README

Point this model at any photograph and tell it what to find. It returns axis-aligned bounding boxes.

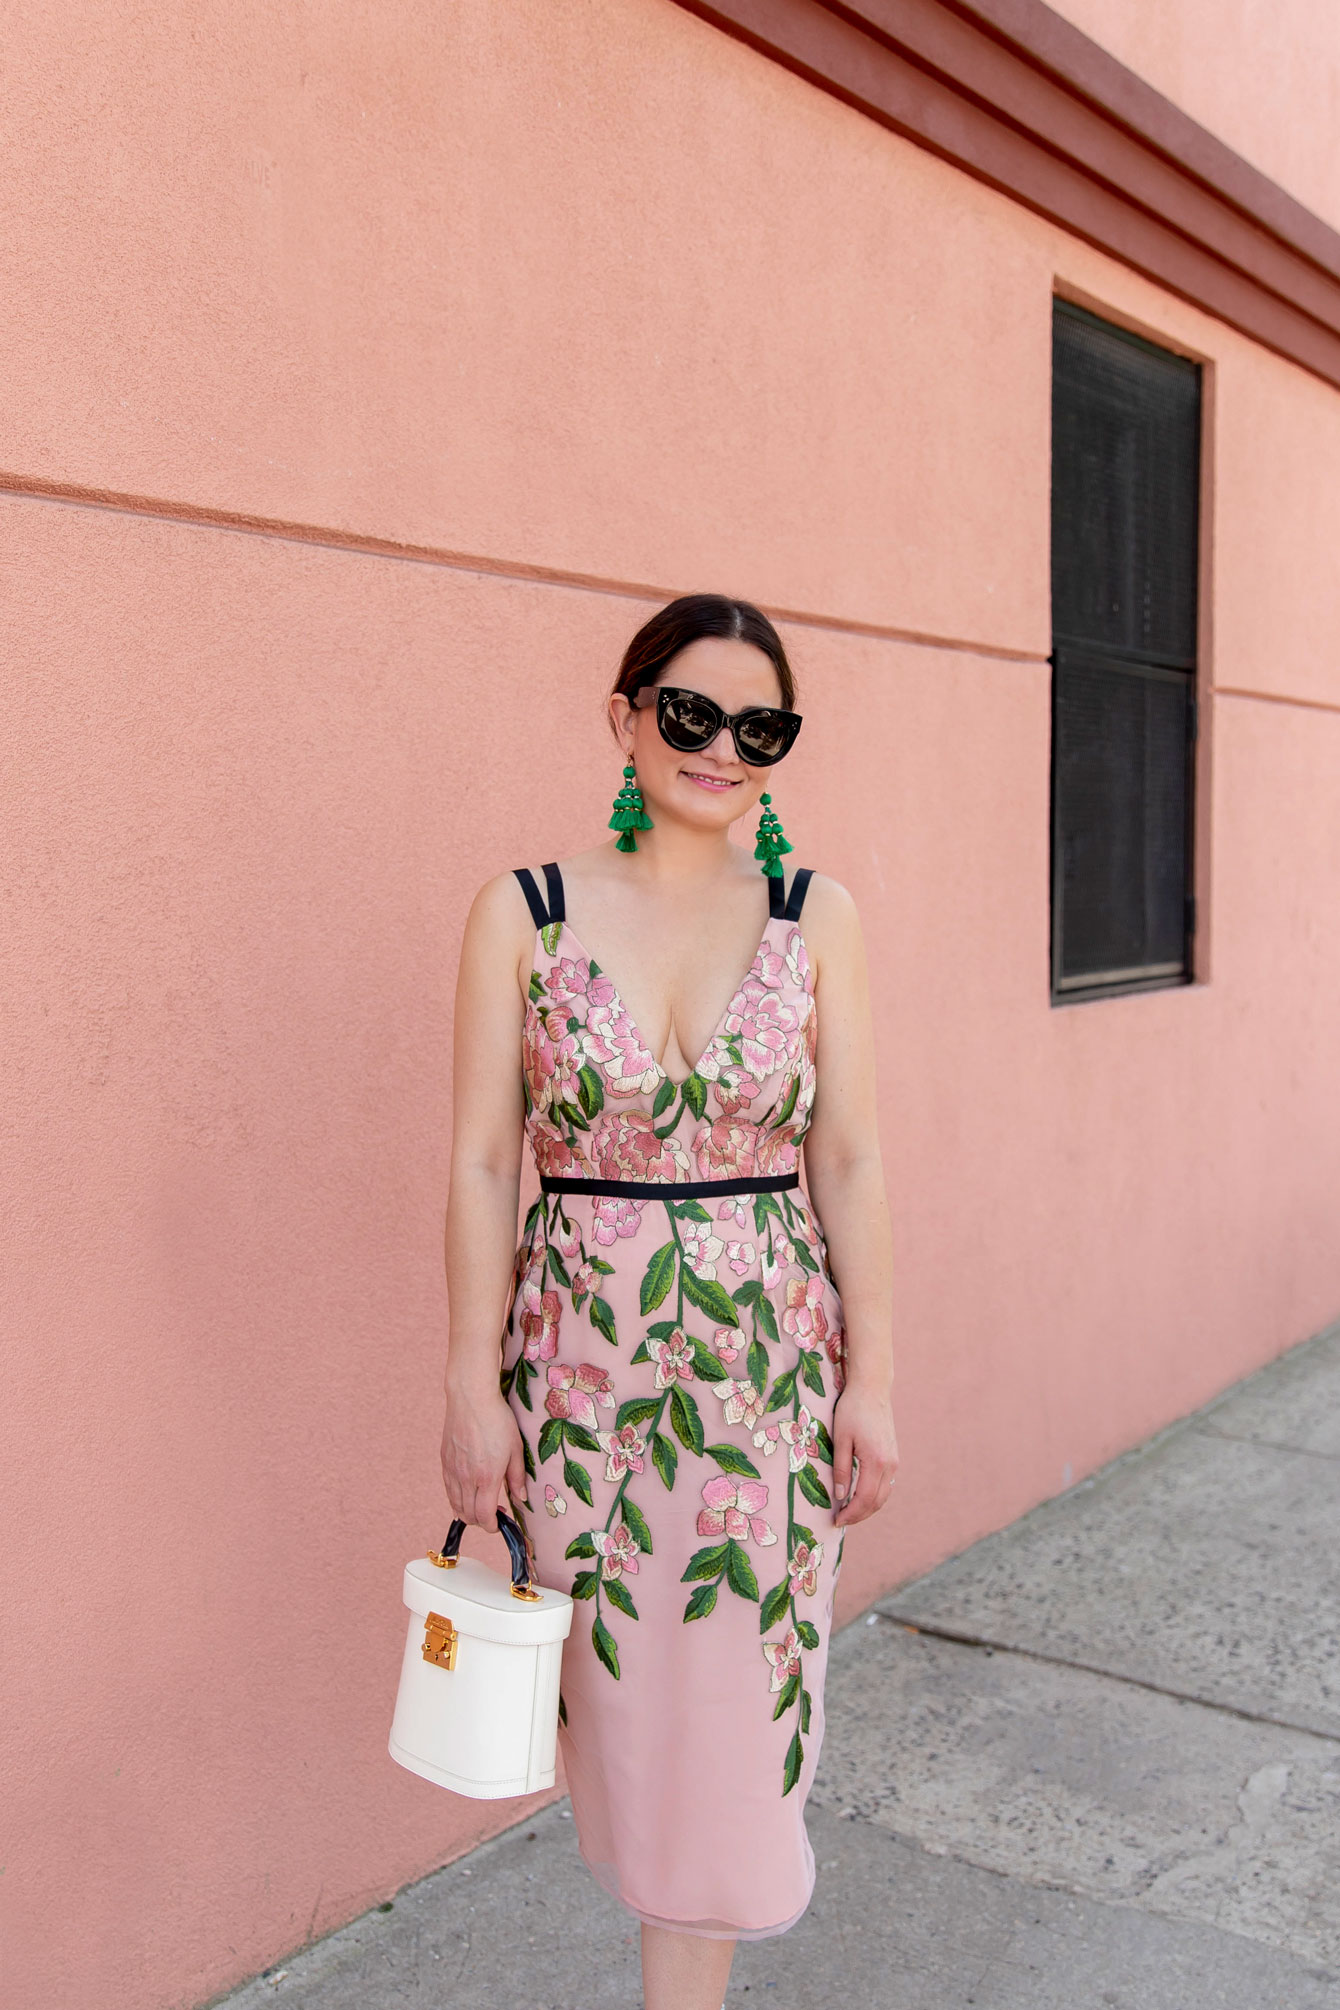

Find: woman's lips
[682,770,741,792]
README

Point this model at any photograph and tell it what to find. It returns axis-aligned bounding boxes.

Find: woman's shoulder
[791,868,859,929]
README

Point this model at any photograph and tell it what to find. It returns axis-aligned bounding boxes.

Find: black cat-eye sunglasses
[633,684,803,766]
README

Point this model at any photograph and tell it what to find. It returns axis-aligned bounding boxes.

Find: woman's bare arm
[440,872,533,1528]
[799,875,900,1528]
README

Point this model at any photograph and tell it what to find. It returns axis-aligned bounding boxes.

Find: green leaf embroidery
[682,1266,740,1328]
[569,1569,598,1600]
[589,1296,617,1347]
[724,1539,760,1601]
[537,1417,564,1464]
[683,1581,718,1622]
[592,1613,620,1678]
[563,1458,594,1506]
[782,1729,804,1795]
[688,1339,729,1382]
[793,1520,818,1549]
[523,1194,544,1234]
[639,1241,677,1314]
[651,1074,676,1118]
[620,1496,653,1554]
[604,1578,639,1620]
[670,1385,705,1456]
[792,1239,819,1275]
[752,1191,783,1235]
[576,1063,605,1120]
[772,1072,800,1127]
[813,1418,835,1464]
[800,1687,812,1733]
[527,970,546,1002]
[732,1278,764,1309]
[616,1395,661,1430]
[797,1462,832,1508]
[759,1579,791,1631]
[547,1247,572,1289]
[651,1430,678,1491]
[754,1293,780,1343]
[645,1319,679,1340]
[796,1619,820,1650]
[671,1197,712,1223]
[772,1672,800,1720]
[629,1338,652,1365]
[706,1441,761,1479]
[747,1339,771,1394]
[565,1532,598,1559]
[765,1366,798,1413]
[681,1541,729,1583]
[514,1359,534,1411]
[799,1348,826,1397]
[521,1433,536,1479]
[681,1072,708,1119]
[541,921,563,957]
[564,1422,600,1453]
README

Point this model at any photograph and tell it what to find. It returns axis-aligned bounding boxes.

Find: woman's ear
[608,691,634,755]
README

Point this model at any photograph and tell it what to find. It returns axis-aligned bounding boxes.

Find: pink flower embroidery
[717,1196,750,1232]
[691,1115,758,1182]
[696,1474,777,1547]
[570,1259,597,1307]
[712,1379,765,1430]
[532,1132,595,1180]
[788,1539,824,1597]
[554,1214,583,1259]
[726,1239,756,1276]
[544,1483,567,1518]
[761,1234,796,1288]
[581,1000,661,1098]
[597,1422,648,1482]
[520,1283,562,1362]
[679,1218,725,1280]
[751,1421,784,1457]
[826,1325,847,1394]
[591,1111,691,1185]
[781,1274,828,1352]
[592,1522,641,1580]
[713,1066,760,1117]
[545,1361,616,1427]
[713,1325,743,1366]
[646,1328,695,1389]
[544,956,615,1011]
[722,978,801,1084]
[763,1627,803,1692]
[754,940,787,988]
[755,1124,800,1176]
[783,925,810,993]
[589,1194,646,1245]
[779,1404,820,1472]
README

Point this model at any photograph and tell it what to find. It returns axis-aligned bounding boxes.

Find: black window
[1050,300,1201,1001]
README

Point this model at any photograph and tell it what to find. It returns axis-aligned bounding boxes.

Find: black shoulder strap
[783,867,813,923]
[541,862,566,925]
[513,868,550,930]
[767,871,787,919]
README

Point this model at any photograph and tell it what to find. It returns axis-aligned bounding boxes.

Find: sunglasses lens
[659,691,722,748]
[735,712,794,762]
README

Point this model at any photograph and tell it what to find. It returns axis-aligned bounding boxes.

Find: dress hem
[580,1850,815,1942]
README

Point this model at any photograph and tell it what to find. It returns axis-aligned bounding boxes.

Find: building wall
[3,3,1338,2006]
[1048,0,1340,232]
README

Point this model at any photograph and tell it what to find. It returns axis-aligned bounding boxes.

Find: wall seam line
[0,473,1047,666]
[1212,684,1340,716]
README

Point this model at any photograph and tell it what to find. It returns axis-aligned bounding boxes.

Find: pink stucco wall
[4,4,1339,2007]
[1048,0,1340,233]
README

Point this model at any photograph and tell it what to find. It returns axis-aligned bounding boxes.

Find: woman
[441,593,899,2010]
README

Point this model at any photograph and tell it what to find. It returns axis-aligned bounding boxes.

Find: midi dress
[499,861,847,1940]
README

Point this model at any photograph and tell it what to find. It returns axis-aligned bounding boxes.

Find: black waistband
[539,1173,799,1200]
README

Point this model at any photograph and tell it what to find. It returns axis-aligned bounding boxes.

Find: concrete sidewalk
[219,1318,1340,2009]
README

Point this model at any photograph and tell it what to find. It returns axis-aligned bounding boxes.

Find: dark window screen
[1051,303,1200,998]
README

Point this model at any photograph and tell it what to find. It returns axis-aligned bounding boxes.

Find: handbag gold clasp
[422,1611,458,1670]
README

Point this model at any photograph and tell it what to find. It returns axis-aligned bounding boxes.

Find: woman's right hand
[440,1378,529,1530]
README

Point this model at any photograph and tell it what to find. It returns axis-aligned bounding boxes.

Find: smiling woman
[440,593,899,2010]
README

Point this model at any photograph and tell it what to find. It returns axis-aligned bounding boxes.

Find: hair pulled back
[610,593,796,714]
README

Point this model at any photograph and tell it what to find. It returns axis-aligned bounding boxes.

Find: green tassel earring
[753,792,793,878]
[609,763,653,852]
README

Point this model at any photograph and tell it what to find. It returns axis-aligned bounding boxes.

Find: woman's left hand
[831,1380,900,1527]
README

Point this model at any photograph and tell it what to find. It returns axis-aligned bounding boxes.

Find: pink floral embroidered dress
[500,861,846,1940]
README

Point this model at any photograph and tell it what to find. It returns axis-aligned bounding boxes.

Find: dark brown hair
[610,593,796,713]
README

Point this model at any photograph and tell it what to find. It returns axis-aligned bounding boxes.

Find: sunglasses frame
[634,683,803,767]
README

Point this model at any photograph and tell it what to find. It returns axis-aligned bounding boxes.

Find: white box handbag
[389,1509,574,1800]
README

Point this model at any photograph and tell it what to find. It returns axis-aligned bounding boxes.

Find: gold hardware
[511,1583,543,1602]
[426,1550,458,1569]
[422,1611,459,1669]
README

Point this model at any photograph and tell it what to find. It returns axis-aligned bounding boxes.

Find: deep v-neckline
[554,916,774,1092]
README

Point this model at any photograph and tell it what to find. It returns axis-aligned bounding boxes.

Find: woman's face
[609,636,787,838]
